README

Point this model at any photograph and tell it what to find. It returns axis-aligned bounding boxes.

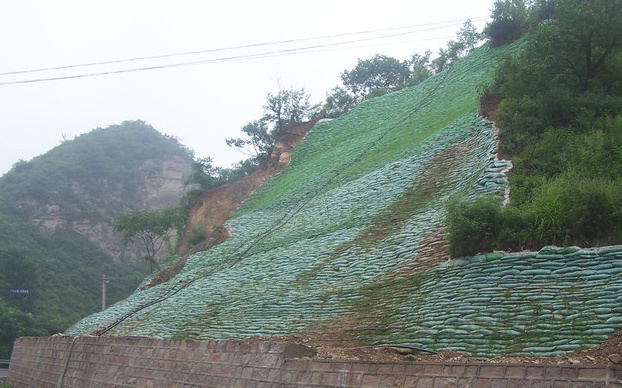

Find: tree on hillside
[0,300,49,359]
[527,0,556,25]
[433,20,483,72]
[340,52,434,101]
[184,157,222,191]
[493,0,622,145]
[114,208,181,270]
[408,51,434,84]
[448,0,622,254]
[0,249,38,312]
[540,0,622,91]
[341,55,412,100]
[483,0,529,47]
[226,120,272,159]
[263,87,316,133]
[227,87,317,161]
[316,86,358,118]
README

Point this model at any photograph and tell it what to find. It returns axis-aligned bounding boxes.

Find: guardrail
[0,359,9,367]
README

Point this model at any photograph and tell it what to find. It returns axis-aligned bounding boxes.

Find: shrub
[446,197,528,256]
[188,225,207,246]
[528,176,622,246]
[448,178,622,256]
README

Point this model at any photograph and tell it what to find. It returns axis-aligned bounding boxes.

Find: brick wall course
[8,336,622,387]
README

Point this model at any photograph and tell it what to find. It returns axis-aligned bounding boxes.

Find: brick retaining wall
[8,336,622,387]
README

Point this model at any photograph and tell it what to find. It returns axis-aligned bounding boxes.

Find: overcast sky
[0,0,494,176]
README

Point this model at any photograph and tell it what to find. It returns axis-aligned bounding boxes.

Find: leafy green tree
[227,87,317,161]
[483,0,529,47]
[449,0,622,254]
[0,249,38,312]
[226,120,272,159]
[263,87,317,133]
[494,0,622,153]
[184,157,222,191]
[537,0,622,91]
[316,86,358,118]
[341,55,412,100]
[114,208,181,270]
[457,19,483,52]
[215,159,258,181]
[527,0,556,25]
[317,52,431,118]
[0,301,43,358]
[433,20,482,72]
[408,51,433,84]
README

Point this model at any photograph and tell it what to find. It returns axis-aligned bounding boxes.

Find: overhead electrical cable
[0,16,485,77]
[0,24,477,86]
[0,27,458,86]
[218,35,454,64]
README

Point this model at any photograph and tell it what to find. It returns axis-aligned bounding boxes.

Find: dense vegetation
[0,121,193,358]
[448,0,622,256]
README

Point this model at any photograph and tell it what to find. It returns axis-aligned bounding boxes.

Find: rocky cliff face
[0,121,194,264]
[26,156,191,261]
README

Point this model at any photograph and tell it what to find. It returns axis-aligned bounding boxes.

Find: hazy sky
[0,0,494,176]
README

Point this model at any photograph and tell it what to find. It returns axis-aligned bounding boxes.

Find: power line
[0,16,485,78]
[216,35,455,64]
[0,27,472,86]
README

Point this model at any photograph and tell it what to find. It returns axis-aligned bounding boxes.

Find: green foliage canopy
[341,54,413,100]
[226,87,317,163]
[433,20,483,72]
[114,208,181,269]
[483,0,529,47]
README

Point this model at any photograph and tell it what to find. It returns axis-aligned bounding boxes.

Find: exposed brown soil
[256,330,622,366]
[177,121,315,255]
[479,90,515,167]
[479,92,501,122]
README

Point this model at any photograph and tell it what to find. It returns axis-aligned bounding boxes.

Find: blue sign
[9,289,29,294]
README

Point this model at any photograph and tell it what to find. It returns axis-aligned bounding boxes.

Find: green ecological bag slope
[67,42,550,357]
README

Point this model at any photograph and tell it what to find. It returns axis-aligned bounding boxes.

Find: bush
[447,197,528,256]
[528,176,622,246]
[188,225,207,246]
[447,178,622,256]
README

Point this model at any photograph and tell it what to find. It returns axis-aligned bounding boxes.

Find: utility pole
[101,274,110,311]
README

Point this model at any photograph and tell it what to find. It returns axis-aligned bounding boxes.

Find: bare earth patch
[254,330,622,366]
[177,121,315,254]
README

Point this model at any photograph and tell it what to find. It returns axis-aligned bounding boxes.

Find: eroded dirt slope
[177,121,316,255]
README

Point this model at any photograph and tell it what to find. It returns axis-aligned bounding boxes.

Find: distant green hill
[0,120,193,357]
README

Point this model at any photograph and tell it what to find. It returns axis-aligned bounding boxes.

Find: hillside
[64,44,500,341]
[68,42,622,359]
[0,121,193,357]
